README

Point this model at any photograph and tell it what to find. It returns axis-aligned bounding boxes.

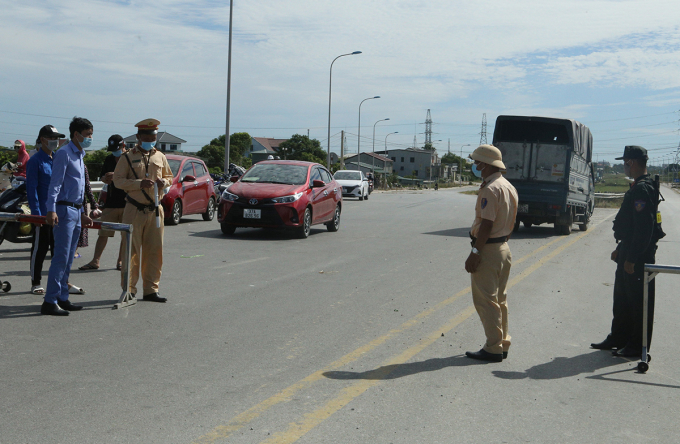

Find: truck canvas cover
[493,116,592,163]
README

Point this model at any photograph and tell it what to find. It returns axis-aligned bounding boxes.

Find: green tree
[197,132,252,172]
[441,152,465,164]
[278,134,326,165]
[423,143,434,151]
[84,148,110,180]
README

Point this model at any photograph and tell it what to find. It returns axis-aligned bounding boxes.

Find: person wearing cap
[113,119,173,303]
[592,145,664,357]
[13,140,30,178]
[26,126,63,295]
[41,117,94,316]
[79,135,128,271]
[464,144,518,362]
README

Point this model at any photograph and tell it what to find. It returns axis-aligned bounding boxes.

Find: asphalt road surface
[2,186,680,444]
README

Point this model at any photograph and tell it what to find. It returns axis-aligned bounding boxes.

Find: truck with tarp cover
[492,115,595,235]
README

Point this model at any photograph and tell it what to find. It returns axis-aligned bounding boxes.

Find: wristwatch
[471,247,480,255]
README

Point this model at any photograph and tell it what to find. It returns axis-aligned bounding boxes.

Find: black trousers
[30,224,54,286]
[609,257,655,350]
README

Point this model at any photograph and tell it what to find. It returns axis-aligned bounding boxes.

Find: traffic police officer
[464,145,518,362]
[592,145,664,357]
[113,119,173,302]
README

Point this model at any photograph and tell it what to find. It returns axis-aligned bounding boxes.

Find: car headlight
[271,192,303,204]
[221,190,239,201]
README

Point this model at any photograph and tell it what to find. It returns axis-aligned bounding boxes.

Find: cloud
[1,0,680,160]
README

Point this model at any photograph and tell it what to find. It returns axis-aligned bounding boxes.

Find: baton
[153,182,161,228]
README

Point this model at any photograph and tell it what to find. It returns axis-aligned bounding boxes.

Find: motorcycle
[0,165,34,246]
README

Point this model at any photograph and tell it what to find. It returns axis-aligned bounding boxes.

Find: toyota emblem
[249,198,259,205]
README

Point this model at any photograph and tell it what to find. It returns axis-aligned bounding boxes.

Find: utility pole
[340,130,345,169]
[223,0,234,172]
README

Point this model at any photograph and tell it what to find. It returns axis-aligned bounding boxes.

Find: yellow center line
[259,306,478,444]
[192,215,612,444]
[254,214,615,444]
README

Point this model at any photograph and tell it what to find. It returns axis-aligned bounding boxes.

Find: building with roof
[374,148,439,181]
[248,137,288,158]
[342,152,393,174]
[123,132,187,153]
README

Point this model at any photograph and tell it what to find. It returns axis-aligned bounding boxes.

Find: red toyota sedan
[163,154,218,225]
[217,160,342,238]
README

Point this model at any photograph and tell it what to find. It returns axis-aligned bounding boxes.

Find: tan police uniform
[112,119,173,297]
[470,170,518,355]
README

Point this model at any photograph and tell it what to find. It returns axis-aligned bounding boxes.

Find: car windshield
[240,163,308,185]
[334,171,361,180]
[167,159,181,178]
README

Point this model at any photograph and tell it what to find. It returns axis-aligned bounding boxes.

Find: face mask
[78,133,93,149]
[472,163,485,178]
[47,140,59,151]
[140,141,156,150]
[112,149,123,157]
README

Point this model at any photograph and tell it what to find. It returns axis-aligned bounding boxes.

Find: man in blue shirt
[26,125,64,295]
[42,117,94,316]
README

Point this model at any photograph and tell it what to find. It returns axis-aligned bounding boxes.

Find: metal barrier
[639,264,680,373]
[0,212,136,309]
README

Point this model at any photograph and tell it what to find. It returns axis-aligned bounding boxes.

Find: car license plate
[518,204,529,213]
[244,209,261,219]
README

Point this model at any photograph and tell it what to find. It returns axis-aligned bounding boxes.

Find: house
[247,137,288,158]
[374,148,438,181]
[123,132,187,152]
[342,152,393,174]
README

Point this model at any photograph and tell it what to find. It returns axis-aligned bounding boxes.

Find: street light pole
[384,132,398,189]
[327,51,362,168]
[223,0,234,172]
[357,96,380,171]
[372,118,389,173]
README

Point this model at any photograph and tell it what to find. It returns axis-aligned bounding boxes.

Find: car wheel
[220,222,236,235]
[327,204,340,232]
[359,190,364,201]
[296,207,312,239]
[167,200,182,225]
[202,198,216,221]
[364,188,369,200]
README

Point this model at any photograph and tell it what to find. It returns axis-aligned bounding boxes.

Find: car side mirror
[183,175,196,182]
[229,176,239,183]
[312,180,325,188]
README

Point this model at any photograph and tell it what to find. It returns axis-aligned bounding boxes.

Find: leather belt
[57,201,82,209]
[126,195,155,213]
[469,233,508,247]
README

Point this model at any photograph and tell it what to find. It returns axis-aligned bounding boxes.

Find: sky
[2,0,680,165]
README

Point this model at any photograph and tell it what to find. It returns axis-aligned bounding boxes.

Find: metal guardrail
[638,264,680,373]
[594,192,625,198]
[0,212,135,309]
[90,181,104,194]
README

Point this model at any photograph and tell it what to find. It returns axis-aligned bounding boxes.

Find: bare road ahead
[2,186,680,443]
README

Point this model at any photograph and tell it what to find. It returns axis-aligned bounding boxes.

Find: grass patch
[595,197,623,208]
[595,173,631,193]
[460,190,479,195]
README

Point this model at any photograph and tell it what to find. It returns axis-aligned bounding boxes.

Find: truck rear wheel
[555,211,573,235]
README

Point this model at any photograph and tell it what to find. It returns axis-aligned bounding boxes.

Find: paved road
[2,186,680,443]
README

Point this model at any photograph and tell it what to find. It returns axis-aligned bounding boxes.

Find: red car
[217,160,342,238]
[163,154,218,225]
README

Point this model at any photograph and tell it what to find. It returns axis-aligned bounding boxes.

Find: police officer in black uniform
[591,146,664,357]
